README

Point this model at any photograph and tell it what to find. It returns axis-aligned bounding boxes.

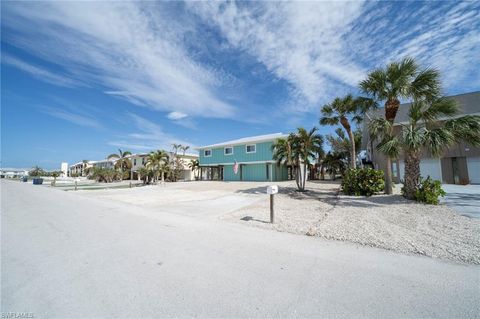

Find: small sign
[267,185,278,194]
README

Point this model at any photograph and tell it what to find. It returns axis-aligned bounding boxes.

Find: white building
[60,162,68,177]
[0,168,29,178]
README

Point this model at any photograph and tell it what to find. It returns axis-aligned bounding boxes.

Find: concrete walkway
[441,184,480,218]
[2,180,479,318]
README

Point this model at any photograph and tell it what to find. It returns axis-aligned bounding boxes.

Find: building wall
[199,141,274,165]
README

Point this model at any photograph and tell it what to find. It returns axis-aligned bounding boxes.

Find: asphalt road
[2,180,479,318]
[441,184,480,218]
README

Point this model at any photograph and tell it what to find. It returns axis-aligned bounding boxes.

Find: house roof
[361,91,480,149]
[196,133,289,149]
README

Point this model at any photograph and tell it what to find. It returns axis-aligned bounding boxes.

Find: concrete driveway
[2,180,479,318]
[441,184,480,218]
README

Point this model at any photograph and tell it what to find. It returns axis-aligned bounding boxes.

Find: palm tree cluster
[145,150,170,183]
[319,57,480,199]
[108,149,132,180]
[361,57,480,198]
[272,127,324,191]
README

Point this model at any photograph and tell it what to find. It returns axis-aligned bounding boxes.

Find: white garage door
[420,158,442,181]
[467,157,480,184]
[398,158,442,182]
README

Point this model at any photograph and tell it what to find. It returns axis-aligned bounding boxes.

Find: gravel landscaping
[226,181,480,265]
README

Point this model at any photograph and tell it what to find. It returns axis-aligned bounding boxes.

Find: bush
[341,168,385,196]
[414,176,446,205]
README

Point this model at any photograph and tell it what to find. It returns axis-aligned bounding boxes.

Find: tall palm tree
[320,94,368,169]
[180,145,190,156]
[326,127,363,168]
[273,128,323,191]
[371,97,480,199]
[146,150,169,183]
[108,149,132,179]
[360,57,441,194]
[294,127,324,191]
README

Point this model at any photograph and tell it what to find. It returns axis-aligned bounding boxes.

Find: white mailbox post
[267,185,278,223]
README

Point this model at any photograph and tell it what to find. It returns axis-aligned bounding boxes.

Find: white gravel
[227,181,480,264]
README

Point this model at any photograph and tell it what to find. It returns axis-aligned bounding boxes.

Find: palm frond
[410,68,441,101]
[423,128,455,156]
[376,136,401,158]
[422,97,458,123]
[445,115,480,146]
[368,117,391,139]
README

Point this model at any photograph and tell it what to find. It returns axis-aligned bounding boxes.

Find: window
[224,147,233,155]
[142,158,145,165]
[134,159,137,165]
[246,144,256,153]
[204,149,212,157]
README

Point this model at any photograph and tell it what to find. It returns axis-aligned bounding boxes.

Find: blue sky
[2,1,479,169]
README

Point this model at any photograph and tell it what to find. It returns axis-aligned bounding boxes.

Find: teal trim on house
[197,133,290,182]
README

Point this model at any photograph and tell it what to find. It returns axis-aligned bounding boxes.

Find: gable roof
[196,133,289,149]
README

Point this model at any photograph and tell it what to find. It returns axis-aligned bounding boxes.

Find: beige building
[128,152,198,181]
[362,91,480,185]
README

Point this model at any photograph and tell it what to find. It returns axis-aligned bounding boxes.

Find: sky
[1,1,479,170]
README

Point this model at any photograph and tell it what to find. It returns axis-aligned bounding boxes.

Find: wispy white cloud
[3,2,236,119]
[2,54,78,87]
[189,1,480,111]
[188,1,367,112]
[42,106,102,129]
[108,113,196,152]
[167,112,188,120]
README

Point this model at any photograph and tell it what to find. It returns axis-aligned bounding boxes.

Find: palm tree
[51,171,60,186]
[273,128,323,191]
[295,127,324,191]
[326,128,362,167]
[370,97,480,199]
[188,159,200,180]
[180,145,190,156]
[137,167,153,184]
[320,95,368,169]
[146,150,169,183]
[360,57,441,194]
[81,160,89,176]
[108,149,132,180]
[322,152,346,180]
[272,133,299,186]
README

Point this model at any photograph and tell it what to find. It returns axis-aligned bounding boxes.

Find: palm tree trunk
[383,98,400,195]
[294,165,301,190]
[385,157,393,194]
[340,117,356,169]
[347,128,356,169]
[404,151,421,200]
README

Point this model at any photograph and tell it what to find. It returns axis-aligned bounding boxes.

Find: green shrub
[414,176,446,205]
[341,168,385,196]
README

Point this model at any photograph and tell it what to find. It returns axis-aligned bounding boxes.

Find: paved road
[441,184,480,218]
[2,181,479,318]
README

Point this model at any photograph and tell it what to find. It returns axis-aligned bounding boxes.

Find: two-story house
[196,133,289,181]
